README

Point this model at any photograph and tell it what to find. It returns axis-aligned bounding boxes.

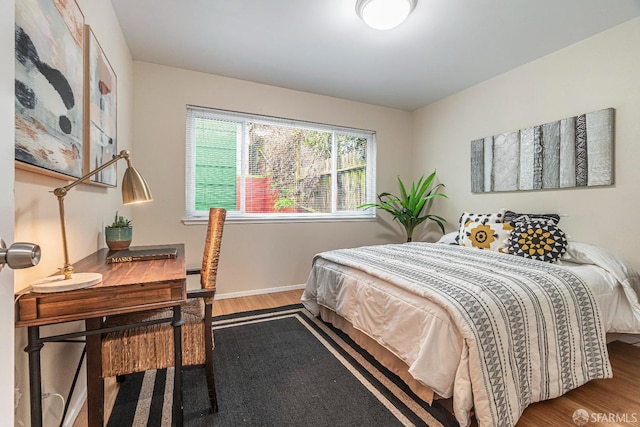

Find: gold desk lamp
[31,150,152,293]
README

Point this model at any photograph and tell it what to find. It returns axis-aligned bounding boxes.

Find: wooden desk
[15,244,187,427]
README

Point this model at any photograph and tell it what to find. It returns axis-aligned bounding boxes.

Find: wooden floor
[212,289,304,316]
[73,289,640,426]
[517,340,640,426]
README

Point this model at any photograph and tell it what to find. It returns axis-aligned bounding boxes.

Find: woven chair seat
[101,298,211,378]
[103,298,205,326]
[100,208,225,412]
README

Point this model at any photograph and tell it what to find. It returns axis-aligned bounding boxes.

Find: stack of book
[106,247,178,264]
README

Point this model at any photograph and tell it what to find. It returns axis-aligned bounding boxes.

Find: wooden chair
[101,208,226,413]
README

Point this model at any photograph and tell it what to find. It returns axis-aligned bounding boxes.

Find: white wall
[2,1,15,425]
[13,1,134,425]
[131,62,414,296]
[412,17,640,271]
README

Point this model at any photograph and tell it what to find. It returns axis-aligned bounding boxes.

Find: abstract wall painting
[15,0,85,179]
[85,26,117,186]
[471,108,614,193]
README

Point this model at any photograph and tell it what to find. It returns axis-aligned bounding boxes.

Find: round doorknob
[0,240,41,270]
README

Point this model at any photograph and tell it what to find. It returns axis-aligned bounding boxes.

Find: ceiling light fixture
[355,0,417,31]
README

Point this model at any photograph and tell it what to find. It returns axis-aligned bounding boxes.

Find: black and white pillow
[504,210,560,227]
[508,220,567,263]
[455,209,506,244]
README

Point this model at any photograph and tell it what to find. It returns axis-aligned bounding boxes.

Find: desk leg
[26,326,43,427]
[172,306,184,427]
[86,318,104,427]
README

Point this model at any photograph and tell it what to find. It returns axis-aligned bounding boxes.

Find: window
[185,106,376,222]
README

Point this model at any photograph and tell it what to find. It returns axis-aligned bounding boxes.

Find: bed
[301,237,640,426]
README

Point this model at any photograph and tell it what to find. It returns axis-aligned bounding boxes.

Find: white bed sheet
[301,241,640,424]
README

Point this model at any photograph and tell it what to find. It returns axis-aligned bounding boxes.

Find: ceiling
[110,0,640,111]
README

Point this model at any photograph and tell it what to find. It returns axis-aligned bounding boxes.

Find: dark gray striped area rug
[107,304,459,426]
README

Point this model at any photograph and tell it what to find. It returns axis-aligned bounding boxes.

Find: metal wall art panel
[470,108,614,193]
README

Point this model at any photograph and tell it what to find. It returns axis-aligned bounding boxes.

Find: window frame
[184,106,377,224]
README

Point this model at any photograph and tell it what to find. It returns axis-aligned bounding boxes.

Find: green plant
[358,171,447,242]
[274,196,296,211]
[109,211,132,228]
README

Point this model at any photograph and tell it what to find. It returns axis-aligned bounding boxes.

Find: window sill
[182,214,376,225]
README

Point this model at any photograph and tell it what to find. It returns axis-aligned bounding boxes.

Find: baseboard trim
[216,283,306,300]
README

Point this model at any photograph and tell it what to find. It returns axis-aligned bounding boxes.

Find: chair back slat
[200,208,226,297]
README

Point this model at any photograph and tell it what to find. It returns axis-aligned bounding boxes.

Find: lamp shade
[356,0,417,30]
[122,166,153,204]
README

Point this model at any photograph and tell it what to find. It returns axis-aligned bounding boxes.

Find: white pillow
[436,231,459,245]
[562,241,640,311]
[562,241,640,286]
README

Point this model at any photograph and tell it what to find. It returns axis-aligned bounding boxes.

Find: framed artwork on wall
[15,0,85,179]
[85,26,117,186]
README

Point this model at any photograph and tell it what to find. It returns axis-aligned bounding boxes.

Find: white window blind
[185,106,376,222]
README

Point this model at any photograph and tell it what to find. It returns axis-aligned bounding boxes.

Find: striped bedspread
[315,243,612,427]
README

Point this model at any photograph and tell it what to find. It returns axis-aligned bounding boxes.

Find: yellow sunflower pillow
[460,221,512,253]
[455,209,506,244]
[508,220,567,263]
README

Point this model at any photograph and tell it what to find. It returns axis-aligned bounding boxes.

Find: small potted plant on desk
[105,211,132,250]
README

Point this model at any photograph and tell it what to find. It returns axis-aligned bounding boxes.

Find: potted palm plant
[105,211,133,250]
[359,171,447,242]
